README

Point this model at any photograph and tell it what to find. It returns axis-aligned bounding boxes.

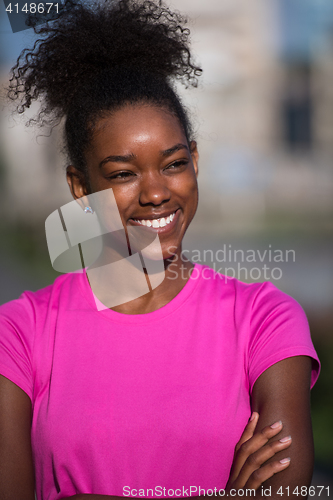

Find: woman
[0,1,320,499]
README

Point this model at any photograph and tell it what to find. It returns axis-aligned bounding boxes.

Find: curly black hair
[8,0,202,174]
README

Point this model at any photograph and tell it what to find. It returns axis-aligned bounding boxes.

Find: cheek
[86,177,107,195]
[175,172,198,207]
[110,185,138,219]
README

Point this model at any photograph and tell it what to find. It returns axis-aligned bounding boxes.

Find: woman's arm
[251,355,314,496]
[223,355,314,499]
[0,374,35,500]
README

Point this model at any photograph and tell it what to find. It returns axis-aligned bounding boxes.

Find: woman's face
[67,104,199,260]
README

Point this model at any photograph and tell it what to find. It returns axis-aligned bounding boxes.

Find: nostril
[139,185,171,206]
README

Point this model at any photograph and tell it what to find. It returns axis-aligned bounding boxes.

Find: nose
[139,173,171,206]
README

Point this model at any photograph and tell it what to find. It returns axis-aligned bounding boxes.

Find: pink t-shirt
[0,263,320,500]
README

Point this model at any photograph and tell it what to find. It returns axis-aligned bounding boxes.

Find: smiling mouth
[131,210,177,228]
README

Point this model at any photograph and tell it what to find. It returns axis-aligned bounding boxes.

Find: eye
[107,171,134,181]
[165,160,189,171]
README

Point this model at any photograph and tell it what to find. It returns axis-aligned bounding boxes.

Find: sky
[0,1,37,69]
[277,0,333,62]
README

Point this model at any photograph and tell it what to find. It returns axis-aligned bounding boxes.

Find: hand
[225,412,292,492]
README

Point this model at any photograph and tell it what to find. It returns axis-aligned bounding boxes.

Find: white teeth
[133,211,176,228]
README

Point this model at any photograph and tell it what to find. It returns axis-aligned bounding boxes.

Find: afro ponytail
[8,0,202,172]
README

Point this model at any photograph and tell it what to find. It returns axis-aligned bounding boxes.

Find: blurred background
[0,0,332,485]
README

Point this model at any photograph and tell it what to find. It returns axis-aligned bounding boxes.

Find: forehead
[88,104,186,155]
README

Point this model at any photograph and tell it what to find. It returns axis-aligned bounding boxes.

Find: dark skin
[0,104,314,499]
[68,104,199,314]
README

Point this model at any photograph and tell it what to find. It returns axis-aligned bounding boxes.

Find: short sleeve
[0,295,35,400]
[248,282,320,393]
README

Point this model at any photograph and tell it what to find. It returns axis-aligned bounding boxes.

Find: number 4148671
[277,486,330,496]
[5,3,59,14]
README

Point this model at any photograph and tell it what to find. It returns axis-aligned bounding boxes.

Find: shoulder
[0,271,81,321]
[193,264,320,387]
[0,271,86,346]
[193,263,294,312]
[0,272,84,400]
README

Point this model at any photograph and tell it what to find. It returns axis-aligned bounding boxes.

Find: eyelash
[109,172,132,180]
[165,160,188,170]
[107,160,189,180]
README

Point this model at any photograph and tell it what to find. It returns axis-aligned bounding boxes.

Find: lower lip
[128,209,180,234]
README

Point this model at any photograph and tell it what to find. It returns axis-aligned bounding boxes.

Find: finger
[245,457,291,490]
[227,413,259,485]
[235,412,260,452]
[228,420,284,487]
[236,420,284,462]
[234,435,292,488]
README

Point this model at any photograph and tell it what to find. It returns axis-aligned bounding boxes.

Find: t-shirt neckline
[79,262,202,324]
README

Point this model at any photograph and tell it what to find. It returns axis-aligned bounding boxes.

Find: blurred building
[172,0,333,228]
[0,105,71,224]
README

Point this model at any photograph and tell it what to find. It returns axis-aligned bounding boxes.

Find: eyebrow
[99,143,189,168]
[99,153,136,168]
[160,143,189,157]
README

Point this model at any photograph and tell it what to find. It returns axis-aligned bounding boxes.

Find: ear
[66,165,90,210]
[190,140,199,178]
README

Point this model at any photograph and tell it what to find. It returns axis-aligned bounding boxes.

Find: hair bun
[8,0,202,127]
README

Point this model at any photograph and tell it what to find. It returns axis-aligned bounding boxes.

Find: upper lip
[130,209,179,221]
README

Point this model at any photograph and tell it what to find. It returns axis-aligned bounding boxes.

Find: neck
[92,246,194,315]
